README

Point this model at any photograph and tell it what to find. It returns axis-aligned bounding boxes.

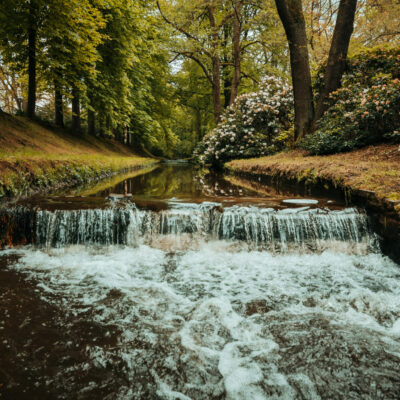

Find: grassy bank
[226,143,400,215]
[0,112,156,198]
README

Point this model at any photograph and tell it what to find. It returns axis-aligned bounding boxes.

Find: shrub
[303,47,400,155]
[194,76,293,167]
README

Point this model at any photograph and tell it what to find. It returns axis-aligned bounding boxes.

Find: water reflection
[15,163,345,211]
[92,163,344,209]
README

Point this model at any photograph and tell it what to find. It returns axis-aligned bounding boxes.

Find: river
[1,163,400,399]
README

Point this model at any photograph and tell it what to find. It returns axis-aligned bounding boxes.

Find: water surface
[1,163,400,399]
[16,163,345,211]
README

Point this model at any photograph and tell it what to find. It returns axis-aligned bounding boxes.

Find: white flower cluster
[194,76,293,166]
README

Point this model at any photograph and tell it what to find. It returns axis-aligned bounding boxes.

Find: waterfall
[1,203,378,252]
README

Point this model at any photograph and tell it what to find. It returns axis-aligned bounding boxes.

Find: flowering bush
[194,76,293,167]
[313,46,400,103]
[303,47,400,155]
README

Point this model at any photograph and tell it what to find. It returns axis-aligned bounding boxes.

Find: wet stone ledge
[0,207,35,248]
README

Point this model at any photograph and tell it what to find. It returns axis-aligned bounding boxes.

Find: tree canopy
[0,0,398,159]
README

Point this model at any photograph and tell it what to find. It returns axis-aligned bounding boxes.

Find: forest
[0,0,399,161]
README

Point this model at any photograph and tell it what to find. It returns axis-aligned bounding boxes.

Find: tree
[275,0,314,140]
[157,0,277,124]
[0,0,47,119]
[275,0,358,139]
[157,0,227,123]
[40,0,105,131]
[230,0,242,104]
[0,62,24,114]
[26,0,38,118]
[313,0,358,121]
[355,0,400,46]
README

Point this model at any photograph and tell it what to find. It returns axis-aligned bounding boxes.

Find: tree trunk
[230,0,242,105]
[72,86,81,134]
[124,125,128,145]
[208,4,222,124]
[195,107,202,142]
[313,0,357,122]
[54,82,64,127]
[222,26,232,108]
[275,0,314,140]
[223,72,231,108]
[11,73,23,113]
[27,1,37,119]
[88,109,96,136]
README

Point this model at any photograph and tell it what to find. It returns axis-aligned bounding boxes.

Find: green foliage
[347,46,400,82]
[42,0,106,96]
[303,49,400,155]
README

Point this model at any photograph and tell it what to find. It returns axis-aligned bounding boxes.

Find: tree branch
[157,1,211,58]
[241,72,259,84]
[172,51,213,85]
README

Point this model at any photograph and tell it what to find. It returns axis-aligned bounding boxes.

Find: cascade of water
[22,203,376,252]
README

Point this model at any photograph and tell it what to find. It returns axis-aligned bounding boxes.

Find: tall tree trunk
[195,107,202,142]
[211,57,222,125]
[230,0,242,105]
[208,4,222,124]
[54,82,64,127]
[223,27,232,108]
[223,71,231,108]
[88,109,96,136]
[27,1,37,119]
[275,0,314,140]
[313,0,357,122]
[72,86,81,134]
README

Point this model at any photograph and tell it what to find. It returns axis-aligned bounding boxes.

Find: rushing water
[1,164,400,399]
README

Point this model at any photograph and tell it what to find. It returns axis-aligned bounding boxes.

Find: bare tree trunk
[208,4,222,124]
[230,0,242,105]
[313,0,357,122]
[72,86,81,134]
[27,1,37,119]
[275,0,314,140]
[54,82,64,127]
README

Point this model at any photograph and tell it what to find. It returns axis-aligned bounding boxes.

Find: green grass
[0,112,156,198]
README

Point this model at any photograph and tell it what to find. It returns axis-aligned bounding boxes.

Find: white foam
[282,199,319,205]
[4,244,400,398]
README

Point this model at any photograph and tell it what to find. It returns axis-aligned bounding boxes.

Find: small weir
[1,203,376,252]
[1,164,399,399]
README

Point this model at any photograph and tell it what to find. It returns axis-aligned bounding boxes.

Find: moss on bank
[0,157,157,198]
[226,143,400,217]
[0,113,156,198]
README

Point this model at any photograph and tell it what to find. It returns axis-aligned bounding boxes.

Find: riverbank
[0,112,156,198]
[226,143,400,260]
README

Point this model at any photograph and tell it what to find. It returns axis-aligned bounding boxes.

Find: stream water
[1,163,400,399]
